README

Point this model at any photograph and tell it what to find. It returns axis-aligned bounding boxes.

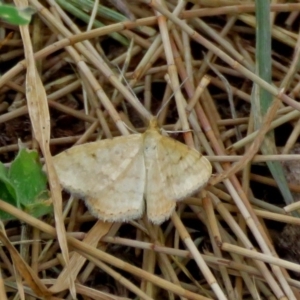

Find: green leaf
[23,196,52,219]
[0,4,35,25]
[0,148,53,220]
[0,163,17,204]
[0,162,18,220]
[9,148,49,207]
[253,1,297,216]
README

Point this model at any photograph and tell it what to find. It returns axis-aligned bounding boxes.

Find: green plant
[0,2,35,25]
[0,147,52,220]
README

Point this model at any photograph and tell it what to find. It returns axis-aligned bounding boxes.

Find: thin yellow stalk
[229,109,300,151]
[155,0,190,137]
[189,205,261,299]
[141,237,156,297]
[284,202,300,213]
[282,118,300,155]
[182,20,194,90]
[146,222,190,300]
[222,243,300,274]
[0,269,7,300]
[75,282,131,300]
[171,212,228,300]
[74,121,99,145]
[203,197,235,299]
[144,74,152,111]
[239,14,297,48]
[186,76,210,114]
[157,83,172,126]
[172,28,184,55]
[181,4,300,19]
[222,203,300,225]
[208,192,287,298]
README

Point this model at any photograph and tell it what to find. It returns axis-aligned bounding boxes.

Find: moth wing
[144,154,176,224]
[144,130,212,224]
[156,134,212,200]
[144,131,177,224]
[52,134,146,222]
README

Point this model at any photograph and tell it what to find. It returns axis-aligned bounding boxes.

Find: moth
[52,119,212,224]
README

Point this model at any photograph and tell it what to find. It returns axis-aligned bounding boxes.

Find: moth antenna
[155,76,189,124]
[203,53,242,140]
[111,38,135,107]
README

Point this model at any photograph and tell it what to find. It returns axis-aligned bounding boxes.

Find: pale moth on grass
[51,118,212,224]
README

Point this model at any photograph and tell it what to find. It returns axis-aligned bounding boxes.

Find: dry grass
[1,0,300,299]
